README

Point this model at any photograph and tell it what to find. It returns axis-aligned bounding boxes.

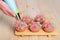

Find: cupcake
[42,21,54,33]
[16,22,27,32]
[22,16,33,24]
[29,22,40,32]
[34,15,45,24]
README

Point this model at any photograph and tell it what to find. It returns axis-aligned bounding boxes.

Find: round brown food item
[42,22,54,33]
[29,22,40,32]
[22,16,33,24]
[16,22,27,32]
[34,15,45,24]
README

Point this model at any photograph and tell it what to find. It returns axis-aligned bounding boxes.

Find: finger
[0,7,9,15]
[0,5,16,17]
[7,10,16,17]
[1,7,15,17]
[1,7,16,17]
[0,1,16,17]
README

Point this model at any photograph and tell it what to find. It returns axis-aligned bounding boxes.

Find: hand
[0,0,18,17]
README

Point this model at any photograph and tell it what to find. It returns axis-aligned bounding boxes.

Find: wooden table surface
[0,0,60,40]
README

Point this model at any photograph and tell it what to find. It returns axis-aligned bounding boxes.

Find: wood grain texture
[0,0,60,40]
